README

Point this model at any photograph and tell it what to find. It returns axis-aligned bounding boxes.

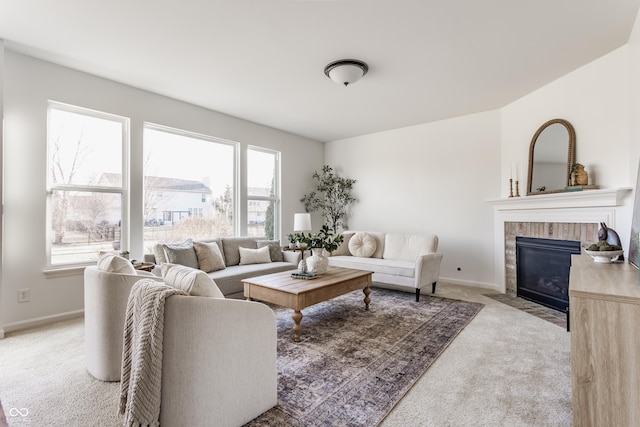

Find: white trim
[439,278,502,293]
[2,309,84,336]
[489,188,632,293]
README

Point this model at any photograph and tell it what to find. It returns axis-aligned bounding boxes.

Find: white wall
[1,50,323,331]
[325,8,640,290]
[325,110,502,289]
[501,44,637,253]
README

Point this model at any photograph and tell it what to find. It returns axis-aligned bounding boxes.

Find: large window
[46,102,128,268]
[143,124,236,253]
[247,147,280,239]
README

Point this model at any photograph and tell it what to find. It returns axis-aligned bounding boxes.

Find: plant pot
[306,249,329,274]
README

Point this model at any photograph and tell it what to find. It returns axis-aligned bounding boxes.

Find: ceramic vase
[306,249,329,274]
[572,164,588,186]
[297,259,307,273]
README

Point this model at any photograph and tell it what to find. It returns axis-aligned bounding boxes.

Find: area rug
[245,288,483,426]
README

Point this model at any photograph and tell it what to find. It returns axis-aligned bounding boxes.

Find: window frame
[45,101,130,270]
[142,122,240,245]
[247,145,281,239]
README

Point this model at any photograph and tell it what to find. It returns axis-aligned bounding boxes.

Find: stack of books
[291,271,317,280]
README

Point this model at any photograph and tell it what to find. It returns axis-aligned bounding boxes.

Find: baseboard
[1,309,84,336]
[439,277,502,293]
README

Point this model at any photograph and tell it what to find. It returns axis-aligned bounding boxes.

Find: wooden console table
[569,254,640,426]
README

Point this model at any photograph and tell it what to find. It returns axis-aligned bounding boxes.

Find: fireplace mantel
[488,187,632,293]
[488,187,631,211]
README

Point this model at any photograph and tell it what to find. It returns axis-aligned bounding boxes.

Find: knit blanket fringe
[119,279,187,427]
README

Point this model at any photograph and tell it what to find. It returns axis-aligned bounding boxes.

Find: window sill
[44,266,86,278]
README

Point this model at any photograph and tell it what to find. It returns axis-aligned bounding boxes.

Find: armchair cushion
[97,253,136,275]
[161,263,224,298]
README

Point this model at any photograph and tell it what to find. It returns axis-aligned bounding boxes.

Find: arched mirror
[527,118,575,195]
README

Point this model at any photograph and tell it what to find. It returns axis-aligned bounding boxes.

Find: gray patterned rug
[245,288,484,426]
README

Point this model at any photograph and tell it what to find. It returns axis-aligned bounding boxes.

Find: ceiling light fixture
[324,59,368,87]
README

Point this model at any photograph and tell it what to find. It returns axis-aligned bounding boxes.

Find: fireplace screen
[516,237,581,312]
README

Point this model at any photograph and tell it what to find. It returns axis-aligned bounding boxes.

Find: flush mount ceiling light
[324,59,368,87]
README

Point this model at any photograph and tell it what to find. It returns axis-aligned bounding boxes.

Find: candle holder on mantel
[509,179,514,198]
[515,180,520,197]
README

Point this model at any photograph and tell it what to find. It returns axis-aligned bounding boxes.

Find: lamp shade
[293,213,312,232]
[324,59,368,86]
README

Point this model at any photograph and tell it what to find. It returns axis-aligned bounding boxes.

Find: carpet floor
[0,282,572,426]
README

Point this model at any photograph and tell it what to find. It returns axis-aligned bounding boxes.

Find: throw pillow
[162,239,199,269]
[239,246,272,265]
[257,240,284,262]
[161,263,225,298]
[193,241,226,273]
[221,237,258,266]
[153,243,167,264]
[97,253,136,274]
[331,232,354,256]
[348,232,377,258]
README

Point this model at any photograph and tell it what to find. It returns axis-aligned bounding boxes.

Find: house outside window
[247,147,280,239]
[143,124,237,253]
[46,102,129,268]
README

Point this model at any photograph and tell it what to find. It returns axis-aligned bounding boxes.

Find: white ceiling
[1,0,639,142]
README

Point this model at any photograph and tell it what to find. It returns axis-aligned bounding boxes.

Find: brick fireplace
[490,188,630,293]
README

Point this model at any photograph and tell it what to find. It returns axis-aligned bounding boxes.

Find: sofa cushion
[97,253,136,274]
[153,244,167,264]
[257,240,284,262]
[207,262,296,297]
[163,239,199,269]
[349,232,377,258]
[383,234,438,262]
[161,263,225,298]
[328,255,415,278]
[195,238,226,263]
[222,237,258,266]
[194,241,226,273]
[239,246,272,265]
[331,232,354,256]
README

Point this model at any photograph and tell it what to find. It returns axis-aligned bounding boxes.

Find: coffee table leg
[292,310,303,342]
[363,286,371,311]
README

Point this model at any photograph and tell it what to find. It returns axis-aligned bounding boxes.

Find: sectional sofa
[144,237,301,298]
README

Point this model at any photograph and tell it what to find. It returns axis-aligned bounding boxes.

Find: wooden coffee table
[243,267,373,342]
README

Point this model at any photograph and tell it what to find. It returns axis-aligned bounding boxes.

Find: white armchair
[85,262,278,425]
[160,296,277,426]
[84,266,162,381]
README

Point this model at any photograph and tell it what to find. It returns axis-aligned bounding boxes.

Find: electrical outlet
[18,288,30,303]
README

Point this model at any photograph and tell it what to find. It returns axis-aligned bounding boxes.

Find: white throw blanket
[119,279,187,427]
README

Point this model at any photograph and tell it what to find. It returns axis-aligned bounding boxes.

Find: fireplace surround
[490,188,631,293]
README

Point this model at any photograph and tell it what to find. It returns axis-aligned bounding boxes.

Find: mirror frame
[526,118,576,195]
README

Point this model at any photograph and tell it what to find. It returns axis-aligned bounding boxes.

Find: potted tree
[300,165,356,234]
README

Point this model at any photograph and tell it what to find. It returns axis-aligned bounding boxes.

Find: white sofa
[328,231,443,301]
[145,237,301,298]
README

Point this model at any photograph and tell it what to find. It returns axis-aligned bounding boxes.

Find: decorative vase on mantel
[572,164,589,186]
[306,248,329,275]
